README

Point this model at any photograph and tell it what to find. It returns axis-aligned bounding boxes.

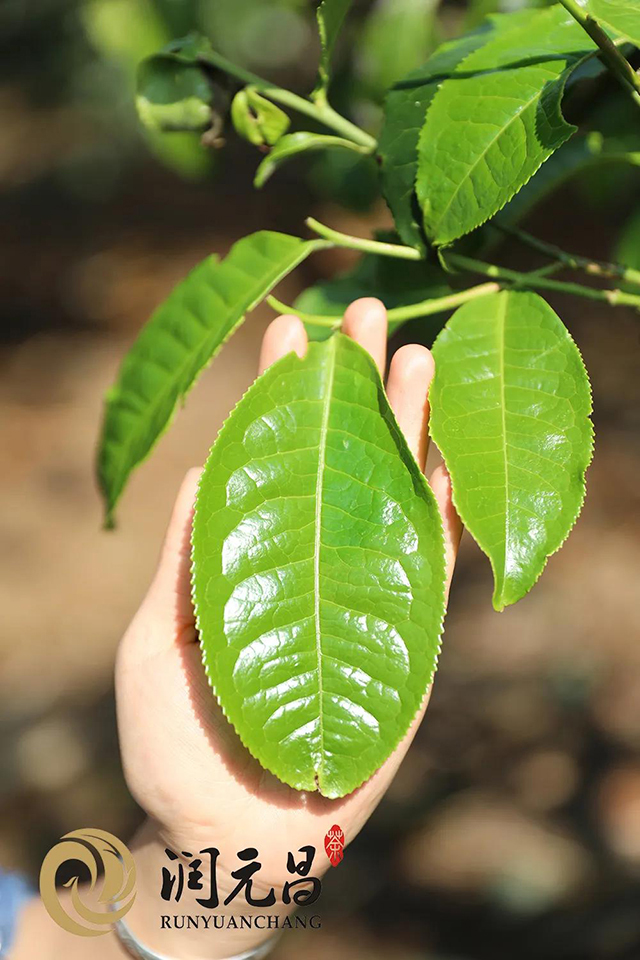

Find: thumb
[139,467,202,643]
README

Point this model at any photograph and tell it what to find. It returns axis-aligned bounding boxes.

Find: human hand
[116,299,462,958]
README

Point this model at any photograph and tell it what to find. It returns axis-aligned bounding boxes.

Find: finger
[342,298,387,374]
[143,467,202,640]
[259,315,307,375]
[386,344,435,473]
[429,463,463,591]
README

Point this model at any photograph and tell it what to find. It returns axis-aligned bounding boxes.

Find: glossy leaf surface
[416,5,596,244]
[379,25,498,250]
[430,291,593,610]
[98,232,322,525]
[192,334,446,797]
[586,0,640,43]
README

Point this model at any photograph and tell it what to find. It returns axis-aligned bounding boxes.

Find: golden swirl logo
[39,828,136,937]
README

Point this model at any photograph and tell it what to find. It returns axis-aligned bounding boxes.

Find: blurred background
[1,1,640,957]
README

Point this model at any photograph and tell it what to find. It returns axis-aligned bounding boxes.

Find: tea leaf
[136,34,219,134]
[379,23,500,250]
[586,0,640,44]
[98,232,323,525]
[192,333,446,797]
[430,291,593,610]
[416,5,597,244]
[254,132,365,187]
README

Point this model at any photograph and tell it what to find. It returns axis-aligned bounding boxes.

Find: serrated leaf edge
[190,334,448,798]
[99,234,325,526]
[430,293,594,611]
[415,10,598,245]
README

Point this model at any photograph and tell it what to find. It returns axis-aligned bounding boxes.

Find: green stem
[497,224,640,288]
[306,217,422,260]
[523,262,565,280]
[200,50,377,150]
[268,282,500,327]
[558,0,640,104]
[306,217,640,308]
[445,252,640,308]
[267,296,340,327]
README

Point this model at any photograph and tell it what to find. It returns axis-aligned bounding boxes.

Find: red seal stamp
[324,824,345,867]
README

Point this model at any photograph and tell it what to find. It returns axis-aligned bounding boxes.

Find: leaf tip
[253,163,271,189]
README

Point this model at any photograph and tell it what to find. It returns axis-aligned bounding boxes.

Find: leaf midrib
[313,335,336,785]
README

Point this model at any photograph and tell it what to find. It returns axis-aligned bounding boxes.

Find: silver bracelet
[114,914,277,960]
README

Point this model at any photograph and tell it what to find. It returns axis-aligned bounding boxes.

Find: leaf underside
[191,334,446,798]
[98,231,321,525]
[430,291,593,611]
[416,5,597,245]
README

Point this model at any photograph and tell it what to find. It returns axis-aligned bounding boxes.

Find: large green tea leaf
[98,232,323,525]
[430,291,593,611]
[316,0,354,91]
[379,22,501,250]
[192,334,446,798]
[416,5,596,245]
[586,0,640,44]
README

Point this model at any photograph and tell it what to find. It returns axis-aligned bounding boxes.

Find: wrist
[125,820,282,960]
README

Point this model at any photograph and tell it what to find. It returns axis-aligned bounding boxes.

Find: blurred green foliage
[2,0,446,204]
[5,0,640,231]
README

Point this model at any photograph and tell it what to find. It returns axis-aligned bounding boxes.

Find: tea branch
[495,224,640,288]
[305,218,640,310]
[306,217,423,259]
[558,0,640,105]
[444,252,640,307]
[268,282,500,328]
[200,50,377,150]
